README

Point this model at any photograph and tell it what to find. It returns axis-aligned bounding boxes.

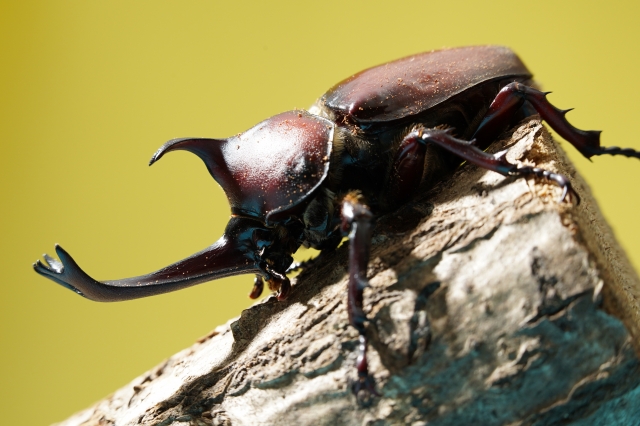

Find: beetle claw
[561,184,581,205]
[350,373,380,407]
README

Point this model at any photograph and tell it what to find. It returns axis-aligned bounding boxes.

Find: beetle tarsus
[351,335,380,406]
[512,165,579,204]
[590,145,640,160]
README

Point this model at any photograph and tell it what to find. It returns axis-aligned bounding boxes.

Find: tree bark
[57,118,640,426]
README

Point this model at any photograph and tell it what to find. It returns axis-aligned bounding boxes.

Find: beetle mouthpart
[276,277,291,301]
[262,264,291,301]
[266,277,279,292]
[249,275,265,299]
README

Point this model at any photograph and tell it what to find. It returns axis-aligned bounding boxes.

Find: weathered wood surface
[57,118,640,426]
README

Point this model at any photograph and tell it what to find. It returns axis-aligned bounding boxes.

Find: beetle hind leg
[473,82,640,160]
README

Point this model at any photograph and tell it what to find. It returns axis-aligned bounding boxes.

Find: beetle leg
[415,128,578,203]
[340,192,379,405]
[473,82,640,160]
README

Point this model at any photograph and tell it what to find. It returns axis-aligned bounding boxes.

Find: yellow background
[2,1,639,424]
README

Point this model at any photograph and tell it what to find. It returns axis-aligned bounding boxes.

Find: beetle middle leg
[340,192,379,405]
[410,127,579,202]
[473,82,640,160]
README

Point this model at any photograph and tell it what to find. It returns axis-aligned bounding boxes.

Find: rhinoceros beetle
[34,45,640,403]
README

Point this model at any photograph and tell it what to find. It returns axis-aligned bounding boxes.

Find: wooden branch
[57,118,640,426]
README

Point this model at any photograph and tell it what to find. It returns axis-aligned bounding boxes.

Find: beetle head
[150,110,334,224]
[34,111,335,302]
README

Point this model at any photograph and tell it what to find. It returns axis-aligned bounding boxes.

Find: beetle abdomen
[321,45,531,124]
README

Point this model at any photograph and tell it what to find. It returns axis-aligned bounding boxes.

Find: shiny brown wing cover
[322,45,531,123]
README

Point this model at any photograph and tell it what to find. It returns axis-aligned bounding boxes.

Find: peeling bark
[56,118,640,426]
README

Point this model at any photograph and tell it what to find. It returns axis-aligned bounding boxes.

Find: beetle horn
[149,137,242,200]
[33,217,265,302]
[150,137,226,168]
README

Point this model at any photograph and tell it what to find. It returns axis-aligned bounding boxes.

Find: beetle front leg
[473,82,640,160]
[341,193,379,405]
